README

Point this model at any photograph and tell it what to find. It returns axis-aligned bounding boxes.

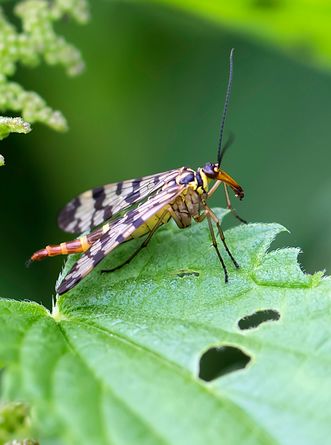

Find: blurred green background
[1,1,330,306]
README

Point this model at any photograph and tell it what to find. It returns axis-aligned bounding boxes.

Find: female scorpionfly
[31,49,246,294]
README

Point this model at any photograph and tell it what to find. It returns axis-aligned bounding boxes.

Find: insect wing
[58,169,179,234]
[56,181,184,294]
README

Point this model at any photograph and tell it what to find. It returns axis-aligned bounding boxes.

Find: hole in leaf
[199,346,251,382]
[176,270,199,278]
[238,309,280,330]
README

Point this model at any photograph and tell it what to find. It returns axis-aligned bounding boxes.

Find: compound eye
[202,163,218,179]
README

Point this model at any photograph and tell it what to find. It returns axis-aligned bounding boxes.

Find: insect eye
[202,163,215,176]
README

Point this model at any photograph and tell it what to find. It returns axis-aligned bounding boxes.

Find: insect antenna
[217,48,234,166]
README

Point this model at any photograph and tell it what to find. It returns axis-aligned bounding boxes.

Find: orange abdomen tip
[31,248,49,261]
[31,244,63,261]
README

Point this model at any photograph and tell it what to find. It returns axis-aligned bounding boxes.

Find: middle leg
[101,210,168,273]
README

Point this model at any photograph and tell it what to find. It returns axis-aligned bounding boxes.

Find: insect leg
[205,212,228,282]
[223,183,247,224]
[193,212,206,223]
[207,180,222,198]
[205,205,240,269]
[101,210,168,273]
[166,205,187,228]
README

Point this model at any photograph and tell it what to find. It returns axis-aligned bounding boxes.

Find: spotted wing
[58,169,179,234]
[56,181,184,295]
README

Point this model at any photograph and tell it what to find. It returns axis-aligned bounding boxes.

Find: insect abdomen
[131,210,171,238]
[31,235,92,261]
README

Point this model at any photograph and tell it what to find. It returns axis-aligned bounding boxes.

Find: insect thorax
[175,167,210,195]
[170,167,211,228]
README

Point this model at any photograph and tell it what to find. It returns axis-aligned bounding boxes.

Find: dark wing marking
[58,169,179,234]
[56,181,184,295]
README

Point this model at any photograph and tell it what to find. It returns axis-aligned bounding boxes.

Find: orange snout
[216,170,244,200]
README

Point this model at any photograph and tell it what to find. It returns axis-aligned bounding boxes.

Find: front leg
[205,211,228,282]
[203,204,240,269]
[223,183,247,224]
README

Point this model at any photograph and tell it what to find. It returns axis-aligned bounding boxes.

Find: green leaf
[0,209,330,445]
[143,0,331,69]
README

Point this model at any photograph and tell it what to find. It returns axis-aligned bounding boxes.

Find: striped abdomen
[31,235,93,261]
[30,209,171,262]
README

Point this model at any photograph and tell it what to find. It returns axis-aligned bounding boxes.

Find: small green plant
[0,0,89,166]
[0,116,31,166]
[0,0,89,131]
[0,402,32,444]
